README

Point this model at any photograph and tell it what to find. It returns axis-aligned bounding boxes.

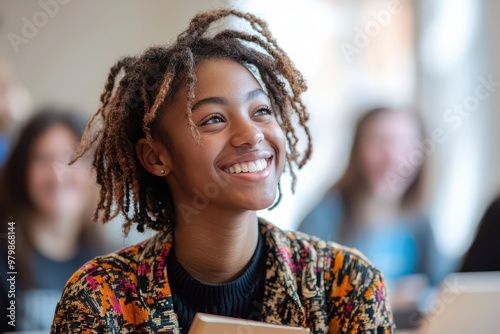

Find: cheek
[360,144,386,174]
[267,123,286,166]
[26,165,57,214]
[171,138,219,184]
[359,142,377,162]
[27,165,50,198]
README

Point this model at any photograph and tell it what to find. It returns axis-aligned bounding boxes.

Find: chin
[247,201,276,211]
[234,189,278,211]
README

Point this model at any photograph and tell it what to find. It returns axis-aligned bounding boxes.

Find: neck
[354,192,401,226]
[27,213,83,261]
[173,208,259,284]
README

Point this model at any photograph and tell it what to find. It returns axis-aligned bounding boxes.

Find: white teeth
[248,162,257,172]
[225,159,268,174]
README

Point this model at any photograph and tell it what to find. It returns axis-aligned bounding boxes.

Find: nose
[230,116,264,148]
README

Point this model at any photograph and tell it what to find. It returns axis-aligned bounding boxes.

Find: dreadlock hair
[71,9,312,235]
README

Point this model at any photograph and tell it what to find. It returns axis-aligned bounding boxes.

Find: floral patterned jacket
[51,219,395,333]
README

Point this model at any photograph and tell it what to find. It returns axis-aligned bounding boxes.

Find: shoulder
[261,219,394,332]
[297,188,344,235]
[262,219,380,280]
[482,197,500,225]
[305,188,344,216]
[288,228,379,279]
[58,232,160,307]
[52,231,170,332]
[287,231,394,331]
[71,238,149,279]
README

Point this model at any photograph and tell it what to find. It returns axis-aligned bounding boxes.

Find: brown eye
[200,114,225,126]
[253,107,272,117]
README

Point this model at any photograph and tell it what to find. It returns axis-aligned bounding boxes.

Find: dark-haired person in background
[0,108,106,332]
[298,108,447,310]
[460,196,500,272]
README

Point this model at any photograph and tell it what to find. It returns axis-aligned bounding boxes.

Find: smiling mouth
[223,158,271,174]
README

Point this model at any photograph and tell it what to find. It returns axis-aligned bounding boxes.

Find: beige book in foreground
[188,313,311,334]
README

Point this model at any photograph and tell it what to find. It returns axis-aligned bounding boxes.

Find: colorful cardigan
[51,219,395,333]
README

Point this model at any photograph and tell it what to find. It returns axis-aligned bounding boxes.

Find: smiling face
[358,111,422,199]
[27,124,93,220]
[149,58,286,218]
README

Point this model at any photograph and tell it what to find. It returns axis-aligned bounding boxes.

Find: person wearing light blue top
[0,134,9,165]
[298,108,447,310]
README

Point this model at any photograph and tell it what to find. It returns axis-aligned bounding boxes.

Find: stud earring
[160,169,165,175]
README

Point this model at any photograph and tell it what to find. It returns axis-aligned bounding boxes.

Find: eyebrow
[191,88,267,112]
[246,88,266,101]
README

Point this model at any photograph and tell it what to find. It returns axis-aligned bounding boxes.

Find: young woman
[51,10,395,334]
[298,108,445,309]
[0,109,105,331]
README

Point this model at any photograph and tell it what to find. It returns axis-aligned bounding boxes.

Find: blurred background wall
[0,0,499,260]
[0,0,219,112]
[416,0,500,257]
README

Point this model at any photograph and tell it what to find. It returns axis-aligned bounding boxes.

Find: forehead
[31,124,77,154]
[193,59,263,98]
[156,58,269,134]
[365,112,419,135]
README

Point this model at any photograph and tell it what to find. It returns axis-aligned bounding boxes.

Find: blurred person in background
[0,108,107,332]
[298,107,446,310]
[0,59,32,166]
[460,195,500,272]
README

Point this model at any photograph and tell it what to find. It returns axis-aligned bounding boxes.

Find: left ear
[135,138,172,177]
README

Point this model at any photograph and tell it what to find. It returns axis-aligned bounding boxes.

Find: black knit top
[166,232,267,333]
